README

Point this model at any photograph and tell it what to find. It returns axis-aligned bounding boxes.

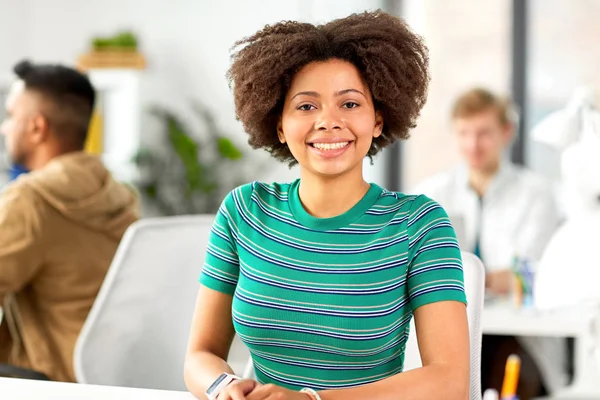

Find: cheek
[7,122,21,138]
[5,122,27,148]
[5,130,18,148]
[0,119,12,135]
[457,137,473,153]
[280,119,310,161]
[4,118,25,134]
[480,136,499,152]
[281,117,311,145]
[349,116,378,141]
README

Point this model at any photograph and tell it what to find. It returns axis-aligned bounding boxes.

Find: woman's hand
[217,379,260,400]
[485,269,512,295]
[245,384,312,400]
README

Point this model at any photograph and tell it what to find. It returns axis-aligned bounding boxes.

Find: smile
[310,142,350,151]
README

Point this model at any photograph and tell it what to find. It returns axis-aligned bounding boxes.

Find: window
[526,0,600,181]
[400,0,511,189]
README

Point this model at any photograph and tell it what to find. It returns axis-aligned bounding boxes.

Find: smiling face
[277,59,383,180]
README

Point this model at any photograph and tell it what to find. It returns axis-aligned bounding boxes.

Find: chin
[309,163,358,179]
[299,149,366,179]
[315,170,349,179]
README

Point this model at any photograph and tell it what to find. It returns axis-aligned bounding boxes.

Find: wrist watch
[205,373,239,400]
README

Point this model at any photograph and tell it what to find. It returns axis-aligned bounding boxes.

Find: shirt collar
[458,159,516,199]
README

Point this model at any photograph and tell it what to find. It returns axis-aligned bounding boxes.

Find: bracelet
[300,388,322,400]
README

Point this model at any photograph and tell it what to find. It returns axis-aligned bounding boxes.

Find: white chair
[402,251,485,400]
[73,215,251,391]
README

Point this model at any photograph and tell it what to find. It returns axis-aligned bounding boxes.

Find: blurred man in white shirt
[414,88,565,399]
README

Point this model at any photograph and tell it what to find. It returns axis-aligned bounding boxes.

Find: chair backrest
[402,251,485,400]
[74,215,251,391]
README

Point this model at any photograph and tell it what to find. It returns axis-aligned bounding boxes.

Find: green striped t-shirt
[200,179,466,390]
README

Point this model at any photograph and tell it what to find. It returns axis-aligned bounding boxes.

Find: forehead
[454,109,504,130]
[5,79,39,111]
[289,59,369,93]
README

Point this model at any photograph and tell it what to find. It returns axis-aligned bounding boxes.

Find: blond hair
[451,88,514,126]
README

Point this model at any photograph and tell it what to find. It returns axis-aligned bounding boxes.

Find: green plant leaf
[140,102,250,216]
[217,137,243,160]
[132,148,154,165]
[166,115,216,195]
[91,31,138,51]
[144,184,158,199]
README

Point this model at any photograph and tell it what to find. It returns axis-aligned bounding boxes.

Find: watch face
[207,373,228,394]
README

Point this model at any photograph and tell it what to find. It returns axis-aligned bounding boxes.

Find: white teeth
[312,142,349,151]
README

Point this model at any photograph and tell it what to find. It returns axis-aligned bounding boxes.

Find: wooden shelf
[77,50,146,71]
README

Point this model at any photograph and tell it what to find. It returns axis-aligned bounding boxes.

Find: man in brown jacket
[0,60,139,381]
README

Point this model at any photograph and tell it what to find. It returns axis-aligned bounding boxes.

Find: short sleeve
[199,191,240,295]
[406,195,467,310]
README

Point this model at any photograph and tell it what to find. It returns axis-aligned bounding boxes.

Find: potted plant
[133,102,249,216]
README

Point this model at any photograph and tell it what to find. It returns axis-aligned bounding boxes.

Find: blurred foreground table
[0,377,195,400]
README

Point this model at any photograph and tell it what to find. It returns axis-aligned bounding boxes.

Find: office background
[0,0,598,206]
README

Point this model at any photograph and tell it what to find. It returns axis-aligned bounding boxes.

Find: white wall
[0,0,27,74]
[0,0,386,185]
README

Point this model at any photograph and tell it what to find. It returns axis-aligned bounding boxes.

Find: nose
[314,107,345,132]
[463,133,480,152]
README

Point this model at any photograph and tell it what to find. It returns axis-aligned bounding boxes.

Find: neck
[24,146,77,171]
[468,160,501,197]
[298,165,370,218]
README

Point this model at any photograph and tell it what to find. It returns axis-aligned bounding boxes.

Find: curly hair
[228,10,430,164]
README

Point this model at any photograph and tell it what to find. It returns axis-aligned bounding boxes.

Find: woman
[185,11,469,400]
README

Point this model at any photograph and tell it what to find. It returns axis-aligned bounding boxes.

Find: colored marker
[501,354,521,400]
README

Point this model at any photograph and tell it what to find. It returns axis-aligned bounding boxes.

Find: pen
[500,354,521,400]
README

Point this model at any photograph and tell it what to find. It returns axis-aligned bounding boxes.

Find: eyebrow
[291,88,366,100]
[335,88,366,98]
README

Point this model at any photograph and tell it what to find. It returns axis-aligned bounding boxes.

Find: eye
[343,102,359,109]
[297,104,316,111]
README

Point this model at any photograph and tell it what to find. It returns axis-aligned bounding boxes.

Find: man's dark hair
[14,60,96,149]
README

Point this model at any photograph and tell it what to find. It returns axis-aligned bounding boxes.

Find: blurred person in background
[0,60,139,381]
[414,88,565,399]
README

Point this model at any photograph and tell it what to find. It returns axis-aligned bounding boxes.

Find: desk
[482,304,600,399]
[0,377,196,400]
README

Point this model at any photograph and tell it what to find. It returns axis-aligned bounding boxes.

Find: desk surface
[0,378,195,400]
[483,303,600,400]
[482,303,596,336]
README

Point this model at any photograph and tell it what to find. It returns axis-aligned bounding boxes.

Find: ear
[30,114,49,144]
[277,119,286,143]
[373,110,384,138]
[503,122,515,144]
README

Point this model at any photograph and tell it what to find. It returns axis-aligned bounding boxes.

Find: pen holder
[512,259,535,308]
